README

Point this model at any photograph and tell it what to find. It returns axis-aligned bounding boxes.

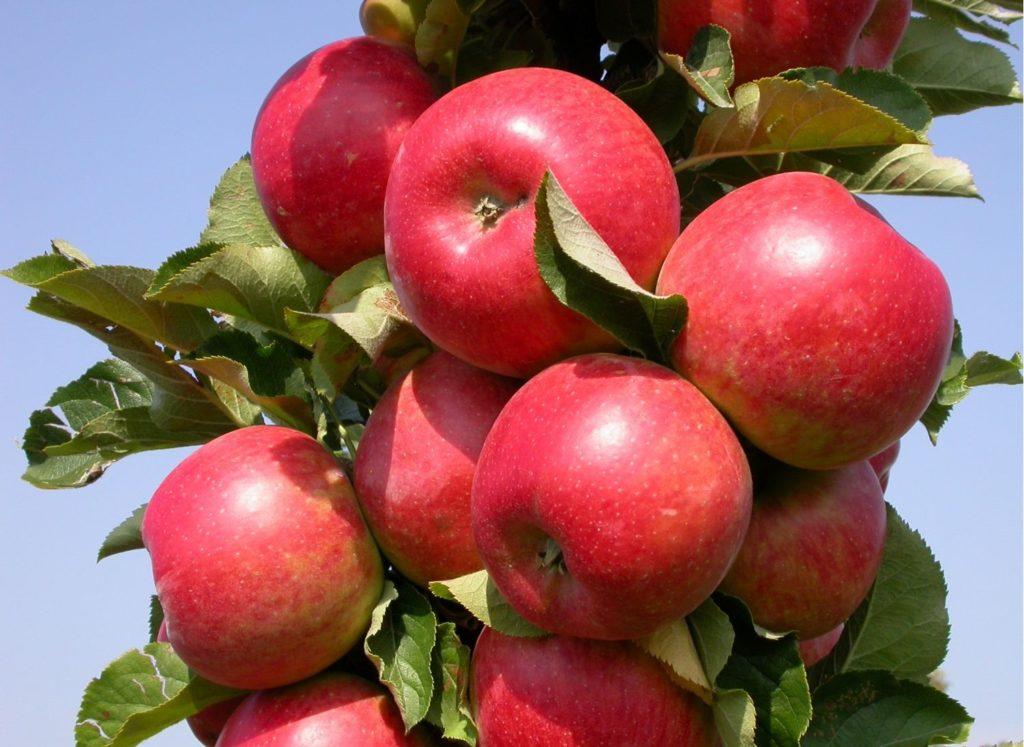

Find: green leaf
[364,581,438,730]
[810,505,950,689]
[814,145,980,199]
[75,643,245,747]
[533,171,688,362]
[661,25,735,108]
[688,598,735,684]
[779,67,931,134]
[921,321,1022,443]
[200,156,284,248]
[914,0,1018,43]
[716,595,812,747]
[426,622,477,745]
[805,672,972,747]
[595,0,657,41]
[21,356,233,489]
[147,243,331,339]
[97,504,147,562]
[676,77,925,177]
[636,619,713,702]
[186,329,315,433]
[429,570,546,638]
[894,19,1022,116]
[4,246,216,353]
[714,689,758,747]
[148,596,164,644]
[617,59,692,143]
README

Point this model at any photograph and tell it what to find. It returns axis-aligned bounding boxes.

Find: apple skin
[384,67,680,377]
[868,440,901,492]
[657,172,953,470]
[658,0,912,85]
[355,351,518,586]
[155,623,244,746]
[217,673,435,746]
[472,629,716,746]
[360,0,428,47]
[798,623,845,668]
[719,459,886,639]
[141,426,383,690]
[472,354,753,640]
[251,37,437,275]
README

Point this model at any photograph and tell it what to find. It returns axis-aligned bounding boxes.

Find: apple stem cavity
[538,537,567,575]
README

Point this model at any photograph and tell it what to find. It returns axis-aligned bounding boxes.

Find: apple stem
[538,537,567,574]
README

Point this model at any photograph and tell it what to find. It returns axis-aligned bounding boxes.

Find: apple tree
[5,1,1023,745]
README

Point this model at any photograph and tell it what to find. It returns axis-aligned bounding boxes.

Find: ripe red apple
[384,67,680,377]
[869,440,901,492]
[251,37,436,274]
[472,629,716,746]
[141,426,383,690]
[719,460,886,639]
[658,0,912,85]
[156,622,244,746]
[798,623,845,667]
[360,0,428,47]
[472,354,752,639]
[354,351,518,585]
[217,673,434,746]
[657,172,953,470]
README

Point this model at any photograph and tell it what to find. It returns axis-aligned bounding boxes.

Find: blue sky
[0,3,1020,745]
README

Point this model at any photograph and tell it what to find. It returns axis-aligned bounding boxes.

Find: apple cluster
[135,1,956,744]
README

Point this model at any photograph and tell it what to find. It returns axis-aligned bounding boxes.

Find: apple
[798,623,845,667]
[472,354,752,639]
[719,459,886,639]
[869,440,901,492]
[217,672,434,746]
[384,67,680,377]
[251,37,437,275]
[472,629,716,746]
[360,0,428,47]
[141,425,383,690]
[657,172,953,470]
[354,350,518,586]
[155,622,244,746]
[658,0,912,85]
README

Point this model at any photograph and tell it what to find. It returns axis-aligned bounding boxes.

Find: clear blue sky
[1,4,1020,745]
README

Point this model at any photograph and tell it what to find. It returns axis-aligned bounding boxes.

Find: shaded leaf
[914,0,1016,43]
[714,689,758,747]
[533,171,687,362]
[595,0,656,41]
[97,504,147,562]
[894,18,1022,116]
[688,598,735,684]
[426,622,477,745]
[661,25,734,108]
[810,504,950,688]
[148,596,163,644]
[805,671,972,747]
[617,59,692,143]
[429,570,546,638]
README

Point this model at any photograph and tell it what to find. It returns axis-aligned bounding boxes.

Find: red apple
[156,622,244,746]
[251,37,436,274]
[869,440,901,492]
[472,629,716,746]
[384,67,680,377]
[360,0,428,47]
[658,0,912,85]
[217,673,434,746]
[142,426,383,690]
[472,354,752,639]
[719,460,886,639]
[355,351,518,585]
[657,172,953,470]
[798,623,845,667]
